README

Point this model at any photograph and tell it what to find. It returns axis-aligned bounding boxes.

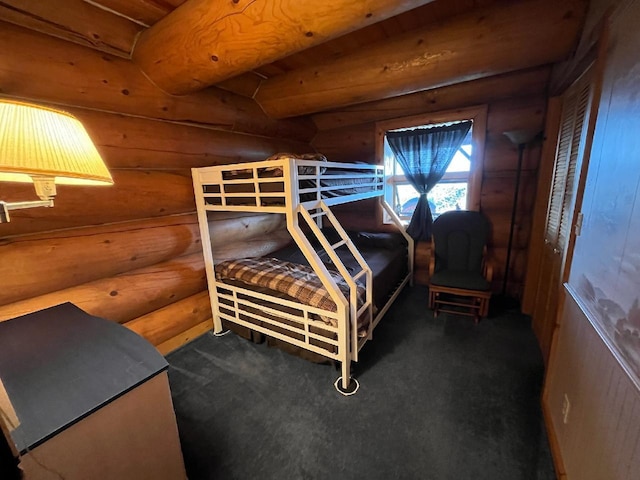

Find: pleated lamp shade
[0,100,113,186]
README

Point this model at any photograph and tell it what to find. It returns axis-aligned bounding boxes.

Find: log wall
[312,67,549,296]
[0,22,312,354]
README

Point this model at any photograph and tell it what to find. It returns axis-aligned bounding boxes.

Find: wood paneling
[544,289,640,480]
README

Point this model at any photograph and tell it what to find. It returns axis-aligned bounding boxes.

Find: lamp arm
[0,199,54,223]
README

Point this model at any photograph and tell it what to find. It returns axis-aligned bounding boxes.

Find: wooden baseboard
[542,395,568,480]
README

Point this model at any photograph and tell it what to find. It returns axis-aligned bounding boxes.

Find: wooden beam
[0,0,141,58]
[311,67,551,131]
[0,253,206,323]
[0,215,201,306]
[0,21,316,141]
[132,0,436,95]
[255,0,587,118]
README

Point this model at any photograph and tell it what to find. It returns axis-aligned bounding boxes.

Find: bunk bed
[192,154,414,395]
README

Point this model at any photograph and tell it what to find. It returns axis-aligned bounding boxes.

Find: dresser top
[0,303,167,453]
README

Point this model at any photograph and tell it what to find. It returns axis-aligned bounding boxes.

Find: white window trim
[375,105,487,226]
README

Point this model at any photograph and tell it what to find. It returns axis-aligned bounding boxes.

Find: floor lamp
[502,129,541,297]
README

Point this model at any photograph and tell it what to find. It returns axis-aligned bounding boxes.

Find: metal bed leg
[334,362,359,396]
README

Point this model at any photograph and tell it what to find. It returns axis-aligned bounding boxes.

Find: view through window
[384,124,473,224]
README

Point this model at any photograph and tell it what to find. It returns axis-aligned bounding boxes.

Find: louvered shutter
[545,68,593,248]
[558,73,592,248]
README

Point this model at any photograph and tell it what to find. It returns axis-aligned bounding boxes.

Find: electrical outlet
[562,394,571,424]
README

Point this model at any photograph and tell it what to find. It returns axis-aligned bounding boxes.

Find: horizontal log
[91,0,183,27]
[69,109,310,170]
[312,123,376,163]
[156,320,212,355]
[212,229,292,262]
[255,0,586,118]
[483,139,543,173]
[0,253,206,323]
[480,172,538,213]
[0,21,315,141]
[488,246,528,292]
[0,214,201,306]
[483,210,534,251]
[125,290,211,346]
[0,0,141,57]
[487,96,547,140]
[133,0,435,94]
[311,67,551,131]
[0,170,195,237]
[313,95,547,165]
[208,213,286,246]
[215,72,264,99]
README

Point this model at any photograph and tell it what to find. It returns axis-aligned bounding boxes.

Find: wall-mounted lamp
[0,99,113,223]
[502,128,541,297]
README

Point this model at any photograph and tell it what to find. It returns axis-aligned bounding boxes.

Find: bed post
[381,198,414,286]
[192,168,224,334]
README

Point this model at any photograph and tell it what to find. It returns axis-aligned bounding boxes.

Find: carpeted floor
[167,285,556,480]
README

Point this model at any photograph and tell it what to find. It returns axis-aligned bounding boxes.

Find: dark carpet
[167,286,555,480]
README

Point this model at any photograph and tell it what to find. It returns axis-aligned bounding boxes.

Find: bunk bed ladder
[298,201,374,363]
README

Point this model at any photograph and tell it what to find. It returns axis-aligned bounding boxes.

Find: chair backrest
[432,210,489,273]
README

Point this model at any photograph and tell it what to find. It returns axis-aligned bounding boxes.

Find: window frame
[375,105,487,224]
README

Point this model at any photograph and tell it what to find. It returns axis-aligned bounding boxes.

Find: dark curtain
[387,120,472,240]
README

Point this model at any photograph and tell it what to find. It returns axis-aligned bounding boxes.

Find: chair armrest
[428,240,436,277]
[482,249,495,283]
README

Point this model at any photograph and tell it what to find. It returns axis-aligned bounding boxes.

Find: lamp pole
[503,142,525,296]
[502,129,541,298]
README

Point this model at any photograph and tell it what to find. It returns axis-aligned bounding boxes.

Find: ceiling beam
[131,0,436,95]
[0,0,141,58]
[254,0,587,118]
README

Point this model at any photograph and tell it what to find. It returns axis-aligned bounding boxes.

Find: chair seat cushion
[430,270,490,291]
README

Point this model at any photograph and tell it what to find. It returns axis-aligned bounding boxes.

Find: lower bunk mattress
[214,230,408,362]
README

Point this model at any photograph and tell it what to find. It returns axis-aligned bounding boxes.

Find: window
[376,106,487,225]
[383,127,472,222]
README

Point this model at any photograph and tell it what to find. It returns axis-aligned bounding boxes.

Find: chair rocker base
[428,284,491,324]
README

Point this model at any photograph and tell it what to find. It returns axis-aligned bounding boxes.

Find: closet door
[532,67,595,364]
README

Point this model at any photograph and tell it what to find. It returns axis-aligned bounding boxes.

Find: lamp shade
[0,100,113,186]
[503,129,541,146]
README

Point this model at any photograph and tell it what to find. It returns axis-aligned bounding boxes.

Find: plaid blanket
[214,257,365,328]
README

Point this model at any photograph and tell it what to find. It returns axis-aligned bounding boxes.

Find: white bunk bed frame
[192,157,414,394]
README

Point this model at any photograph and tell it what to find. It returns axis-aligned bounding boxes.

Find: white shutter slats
[545,67,593,250]
[558,76,592,248]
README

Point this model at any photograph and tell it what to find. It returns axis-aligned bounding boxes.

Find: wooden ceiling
[0,0,587,118]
